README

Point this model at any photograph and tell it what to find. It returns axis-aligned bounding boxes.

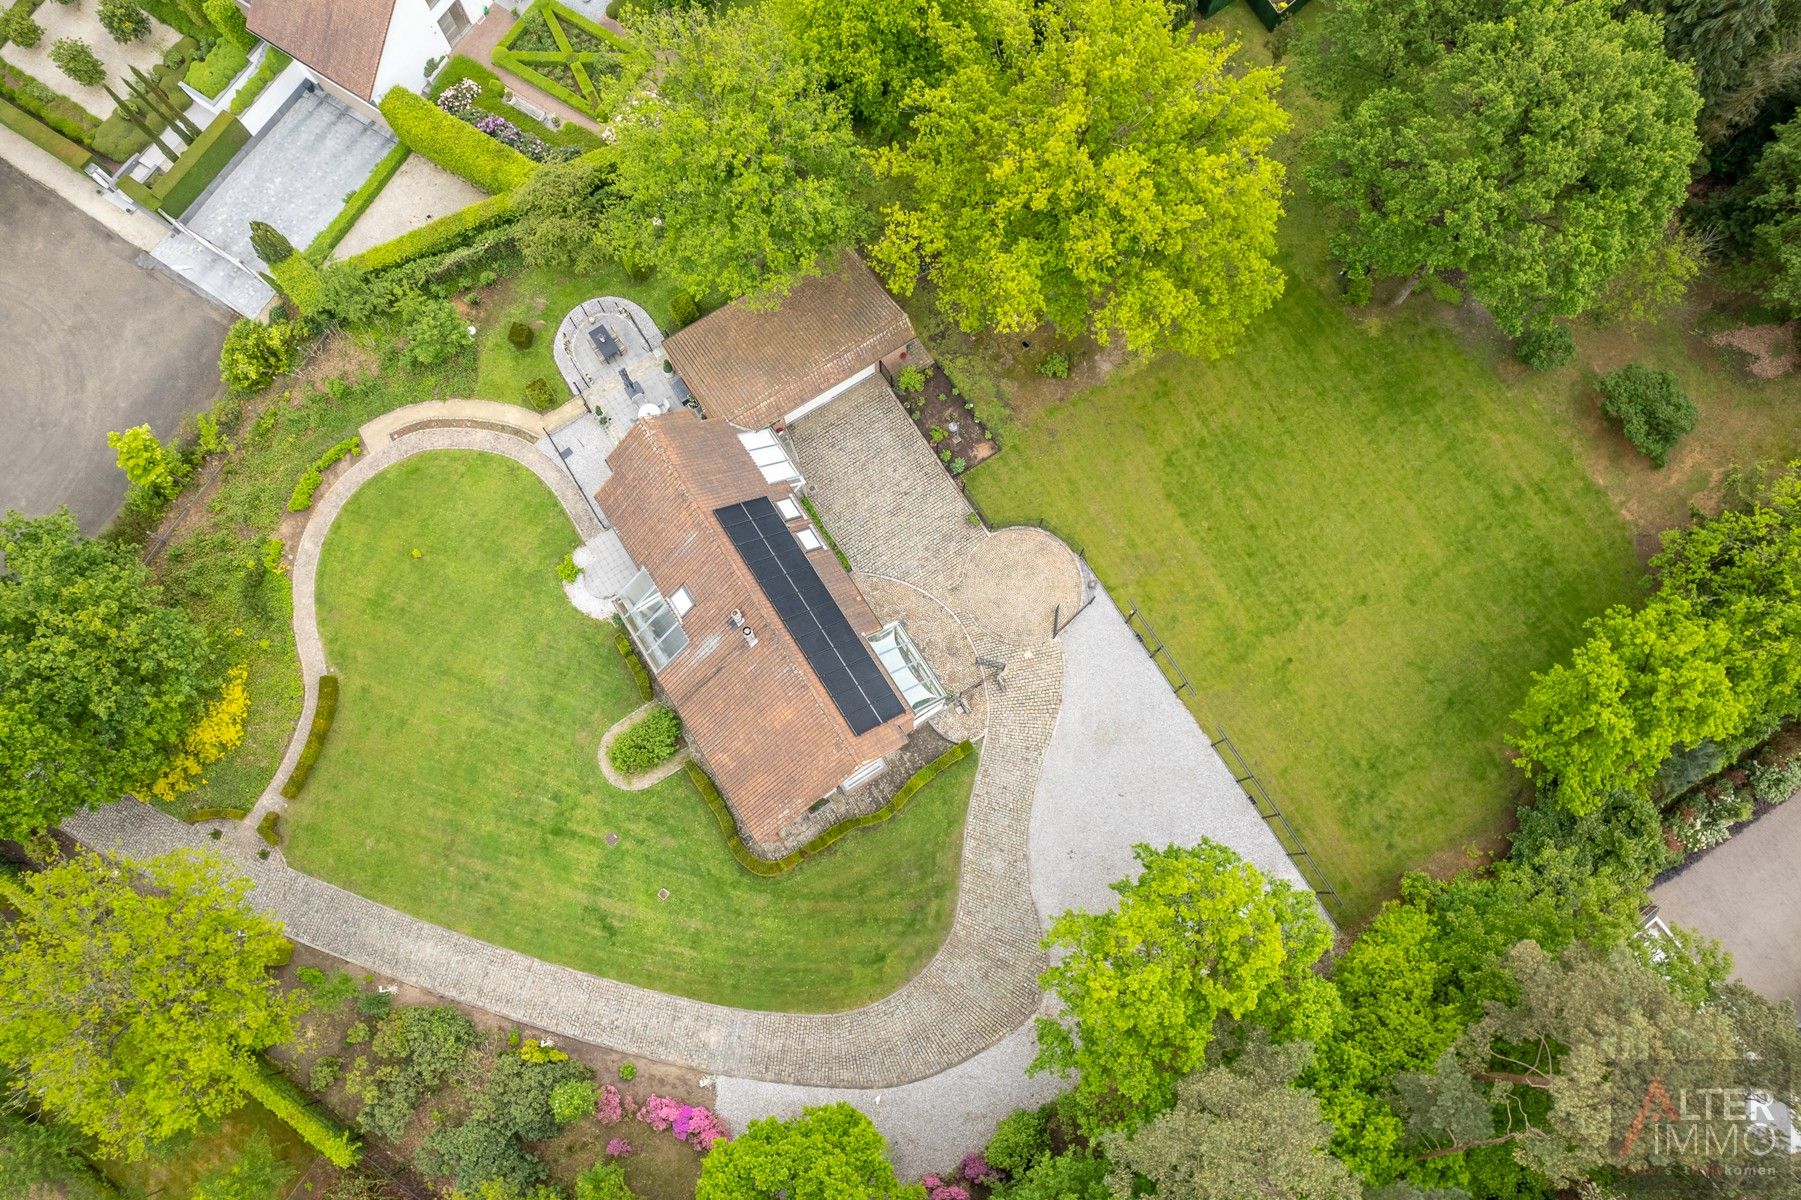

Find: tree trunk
[1417,1133,1531,1161]
[1390,266,1428,308]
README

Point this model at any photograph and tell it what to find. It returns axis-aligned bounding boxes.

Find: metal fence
[1121,599,1345,923]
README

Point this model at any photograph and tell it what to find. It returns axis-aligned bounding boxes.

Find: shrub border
[0,95,91,170]
[688,739,975,877]
[151,110,248,217]
[280,674,338,799]
[181,805,251,823]
[346,189,515,274]
[306,143,409,263]
[611,620,654,702]
[240,1057,361,1167]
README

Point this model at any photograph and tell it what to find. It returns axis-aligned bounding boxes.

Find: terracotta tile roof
[247,0,398,101]
[597,411,910,846]
[662,251,916,431]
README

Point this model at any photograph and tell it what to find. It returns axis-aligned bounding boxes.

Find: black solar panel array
[714,498,906,735]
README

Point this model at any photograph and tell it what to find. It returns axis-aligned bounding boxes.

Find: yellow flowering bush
[149,665,251,802]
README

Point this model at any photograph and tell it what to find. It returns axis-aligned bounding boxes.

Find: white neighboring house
[245,0,481,120]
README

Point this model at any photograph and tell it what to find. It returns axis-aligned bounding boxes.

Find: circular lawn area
[285,450,978,1013]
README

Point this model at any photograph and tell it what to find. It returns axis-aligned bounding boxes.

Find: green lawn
[955,5,1798,923]
[472,264,686,409]
[286,451,977,1012]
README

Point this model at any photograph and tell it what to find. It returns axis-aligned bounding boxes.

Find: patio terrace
[552,296,696,442]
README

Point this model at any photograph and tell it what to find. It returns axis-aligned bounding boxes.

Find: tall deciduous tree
[1102,1038,1362,1200]
[513,152,614,274]
[696,1103,920,1200]
[1303,0,1700,332]
[1294,0,1492,111]
[0,850,302,1160]
[1749,114,1801,312]
[0,511,219,840]
[765,0,948,139]
[1033,840,1331,1135]
[873,0,1289,357]
[595,8,870,306]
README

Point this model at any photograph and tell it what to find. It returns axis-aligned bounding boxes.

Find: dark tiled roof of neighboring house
[247,0,399,101]
[596,410,910,846]
[661,251,916,431]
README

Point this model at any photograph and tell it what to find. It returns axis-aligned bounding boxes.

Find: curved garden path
[67,396,1077,1088]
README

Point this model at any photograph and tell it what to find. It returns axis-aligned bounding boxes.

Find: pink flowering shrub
[930,1187,969,1200]
[605,1137,634,1158]
[962,1153,1001,1185]
[637,1094,730,1151]
[922,1178,942,1191]
[597,1084,626,1124]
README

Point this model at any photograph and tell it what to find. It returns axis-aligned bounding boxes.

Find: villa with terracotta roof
[247,0,477,117]
[661,251,920,434]
[596,409,950,855]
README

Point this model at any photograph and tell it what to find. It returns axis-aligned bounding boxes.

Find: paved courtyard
[333,154,486,260]
[0,161,231,531]
[1653,800,1801,1009]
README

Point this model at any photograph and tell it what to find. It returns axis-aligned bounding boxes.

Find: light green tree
[0,510,219,840]
[0,850,302,1160]
[1102,1038,1362,1200]
[1033,840,1332,1135]
[596,8,869,306]
[697,1103,920,1200]
[1510,598,1746,813]
[765,0,948,138]
[1293,0,1493,111]
[106,423,183,498]
[874,0,1288,357]
[190,1132,295,1200]
[1303,0,1700,332]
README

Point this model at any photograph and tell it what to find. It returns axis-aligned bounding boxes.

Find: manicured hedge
[256,810,281,845]
[185,37,249,99]
[0,59,101,148]
[280,675,338,799]
[181,805,250,823]
[269,253,321,314]
[429,54,605,151]
[288,436,361,511]
[611,622,654,701]
[345,189,515,273]
[117,174,160,210]
[306,142,409,263]
[0,96,90,169]
[229,47,291,116]
[151,111,248,217]
[690,740,976,877]
[377,86,536,194]
[240,1058,361,1167]
[492,0,640,120]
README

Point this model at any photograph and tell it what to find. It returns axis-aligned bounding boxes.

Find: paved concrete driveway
[1654,799,1801,1008]
[0,160,231,532]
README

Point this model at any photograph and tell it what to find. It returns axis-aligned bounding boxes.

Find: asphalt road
[0,159,231,532]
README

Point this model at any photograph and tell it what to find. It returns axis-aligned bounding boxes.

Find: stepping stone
[605,832,619,847]
[657,888,669,901]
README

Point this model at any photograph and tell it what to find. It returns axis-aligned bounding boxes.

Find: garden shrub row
[229,47,292,116]
[288,436,362,511]
[378,86,537,194]
[240,1057,362,1167]
[269,253,321,314]
[347,189,516,273]
[186,37,249,99]
[0,96,89,169]
[0,57,100,148]
[150,111,248,217]
[305,143,409,263]
[607,705,680,775]
[492,0,639,120]
[280,675,338,799]
[180,805,250,823]
[689,740,976,877]
[256,810,281,846]
[610,621,653,701]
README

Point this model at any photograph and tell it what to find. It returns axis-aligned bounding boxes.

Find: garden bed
[894,362,999,480]
[492,0,641,121]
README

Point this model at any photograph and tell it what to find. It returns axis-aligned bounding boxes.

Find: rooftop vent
[743,625,758,647]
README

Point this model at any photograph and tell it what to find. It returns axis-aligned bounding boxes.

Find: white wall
[371,0,479,103]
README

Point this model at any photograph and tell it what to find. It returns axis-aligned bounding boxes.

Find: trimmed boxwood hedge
[378,86,536,194]
[269,253,321,313]
[0,96,90,169]
[256,810,282,845]
[306,142,409,263]
[492,0,640,120]
[280,674,338,799]
[346,190,516,273]
[151,111,248,217]
[240,1058,361,1167]
[181,805,251,823]
[185,37,249,99]
[610,621,654,701]
[690,739,976,877]
[288,436,362,511]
